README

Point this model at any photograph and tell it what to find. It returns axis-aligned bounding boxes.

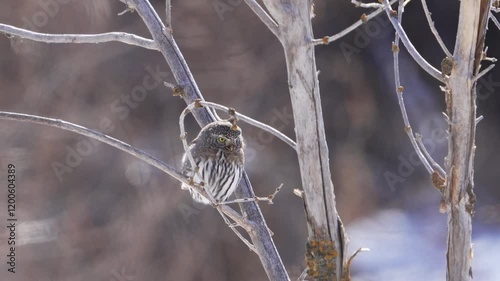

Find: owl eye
[217,137,226,143]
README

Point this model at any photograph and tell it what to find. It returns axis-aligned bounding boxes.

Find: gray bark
[445,0,490,280]
[262,1,347,280]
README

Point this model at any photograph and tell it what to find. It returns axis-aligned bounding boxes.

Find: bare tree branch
[313,0,400,45]
[222,183,283,205]
[383,3,444,81]
[421,0,453,57]
[351,0,384,9]
[0,23,159,50]
[217,208,257,253]
[165,0,172,33]
[0,111,248,229]
[297,268,308,281]
[196,100,297,150]
[443,0,490,279]
[472,63,496,83]
[385,0,434,175]
[244,0,280,37]
[490,11,500,29]
[415,133,447,176]
[345,248,370,281]
[121,1,289,280]
[179,105,198,173]
[260,1,347,280]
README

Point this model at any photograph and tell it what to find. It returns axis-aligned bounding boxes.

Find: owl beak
[227,140,235,151]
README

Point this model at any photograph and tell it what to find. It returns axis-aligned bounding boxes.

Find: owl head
[194,120,244,153]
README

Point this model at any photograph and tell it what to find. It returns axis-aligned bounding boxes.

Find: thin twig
[313,0,399,45]
[244,0,280,38]
[476,115,484,125]
[388,0,434,175]
[490,11,500,29]
[345,248,370,280]
[415,133,447,177]
[117,7,134,16]
[297,268,308,281]
[217,208,257,252]
[0,23,158,50]
[163,81,176,90]
[165,0,172,33]
[0,111,250,229]
[420,0,453,57]
[351,0,383,8]
[179,104,198,173]
[197,101,297,150]
[178,104,228,206]
[222,183,283,205]
[383,1,444,82]
[473,63,496,83]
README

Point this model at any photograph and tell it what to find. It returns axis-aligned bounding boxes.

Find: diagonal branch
[415,133,446,176]
[313,0,400,45]
[351,0,385,9]
[383,3,444,81]
[421,0,453,57]
[165,0,172,33]
[0,23,159,50]
[0,111,248,229]
[196,100,297,150]
[472,63,496,83]
[120,1,289,280]
[491,11,500,30]
[244,0,280,37]
[385,0,434,175]
[256,1,347,279]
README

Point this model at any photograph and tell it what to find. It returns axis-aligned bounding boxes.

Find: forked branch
[385,0,434,176]
[195,100,297,150]
[383,2,444,81]
[313,0,400,45]
[244,0,280,37]
[421,0,453,57]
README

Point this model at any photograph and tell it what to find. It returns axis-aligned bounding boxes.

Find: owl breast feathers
[181,120,245,204]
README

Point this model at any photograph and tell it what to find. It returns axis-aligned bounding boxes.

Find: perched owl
[181,120,245,204]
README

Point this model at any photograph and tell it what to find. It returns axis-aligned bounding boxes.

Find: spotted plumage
[181,120,244,204]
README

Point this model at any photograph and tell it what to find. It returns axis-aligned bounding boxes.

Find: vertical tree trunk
[445,0,489,280]
[263,1,346,280]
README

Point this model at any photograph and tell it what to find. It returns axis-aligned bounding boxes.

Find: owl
[181,120,245,204]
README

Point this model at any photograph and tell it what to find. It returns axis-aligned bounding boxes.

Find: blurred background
[0,1,499,280]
